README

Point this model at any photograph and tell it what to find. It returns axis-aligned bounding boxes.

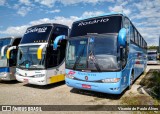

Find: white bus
[147,50,159,64]
[0,37,21,80]
[15,23,69,85]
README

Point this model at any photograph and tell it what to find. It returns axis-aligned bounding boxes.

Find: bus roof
[27,23,69,29]
[147,50,157,52]
[0,36,21,40]
[76,12,127,22]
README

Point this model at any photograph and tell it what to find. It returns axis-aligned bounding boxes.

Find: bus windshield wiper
[88,51,101,72]
[73,45,85,70]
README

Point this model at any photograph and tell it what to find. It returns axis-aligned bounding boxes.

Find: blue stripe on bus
[0,67,10,72]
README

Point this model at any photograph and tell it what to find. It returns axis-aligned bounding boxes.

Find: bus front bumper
[15,74,47,85]
[0,72,12,80]
[147,61,159,64]
[65,78,122,94]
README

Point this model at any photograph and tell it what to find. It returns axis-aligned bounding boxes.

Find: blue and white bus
[0,37,21,80]
[16,23,69,85]
[64,13,147,94]
[147,50,159,64]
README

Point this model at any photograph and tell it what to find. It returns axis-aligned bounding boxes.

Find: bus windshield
[17,45,45,69]
[66,34,120,71]
[20,25,52,44]
[148,52,157,60]
[0,38,11,57]
[0,38,11,67]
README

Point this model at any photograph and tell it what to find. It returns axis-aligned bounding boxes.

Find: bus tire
[128,70,134,90]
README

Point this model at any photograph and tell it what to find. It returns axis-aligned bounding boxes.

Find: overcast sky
[0,0,159,46]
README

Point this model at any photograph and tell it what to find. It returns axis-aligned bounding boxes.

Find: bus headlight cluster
[66,74,74,79]
[16,72,20,75]
[34,74,45,78]
[102,78,120,83]
[0,72,7,75]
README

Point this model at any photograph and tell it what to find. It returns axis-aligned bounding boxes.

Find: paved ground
[0,65,159,114]
[145,64,160,72]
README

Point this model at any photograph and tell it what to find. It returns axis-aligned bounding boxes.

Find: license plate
[82,84,91,89]
[23,79,28,84]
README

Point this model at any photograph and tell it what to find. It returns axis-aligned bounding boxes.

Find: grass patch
[121,95,159,114]
[121,95,154,105]
[140,70,160,100]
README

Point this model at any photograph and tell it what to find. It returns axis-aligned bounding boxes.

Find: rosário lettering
[78,18,109,27]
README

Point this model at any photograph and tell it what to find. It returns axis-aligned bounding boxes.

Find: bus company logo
[25,27,47,34]
[2,106,11,111]
[68,71,75,75]
[78,18,109,27]
[78,72,96,76]
[85,76,88,81]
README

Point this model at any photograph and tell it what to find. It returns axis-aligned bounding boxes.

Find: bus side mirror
[1,45,8,57]
[118,28,127,48]
[37,44,46,60]
[53,35,66,50]
[7,46,17,59]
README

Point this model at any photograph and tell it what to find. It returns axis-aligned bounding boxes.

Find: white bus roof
[0,36,21,40]
[147,50,157,52]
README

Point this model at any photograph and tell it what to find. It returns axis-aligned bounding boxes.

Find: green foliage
[152,71,160,99]
[147,46,158,50]
[140,70,160,100]
[121,95,153,105]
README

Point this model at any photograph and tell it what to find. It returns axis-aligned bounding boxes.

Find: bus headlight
[102,78,120,83]
[34,74,45,78]
[66,74,74,79]
[16,72,20,75]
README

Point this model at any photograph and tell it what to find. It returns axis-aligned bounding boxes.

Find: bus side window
[122,17,130,67]
[138,34,141,46]
[135,30,138,45]
[50,27,68,44]
[47,27,68,68]
[141,36,142,47]
[130,25,134,42]
[140,36,143,48]
[123,17,130,43]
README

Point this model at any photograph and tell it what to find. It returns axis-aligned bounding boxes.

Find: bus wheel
[129,71,134,90]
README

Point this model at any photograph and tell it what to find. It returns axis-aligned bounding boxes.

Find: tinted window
[124,18,130,43]
[148,52,157,55]
[50,27,68,44]
[12,38,21,46]
[130,25,134,42]
[140,37,143,47]
[138,34,141,46]
[135,31,138,44]
[70,16,122,37]
[145,42,147,50]
[66,34,120,71]
[21,26,52,44]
